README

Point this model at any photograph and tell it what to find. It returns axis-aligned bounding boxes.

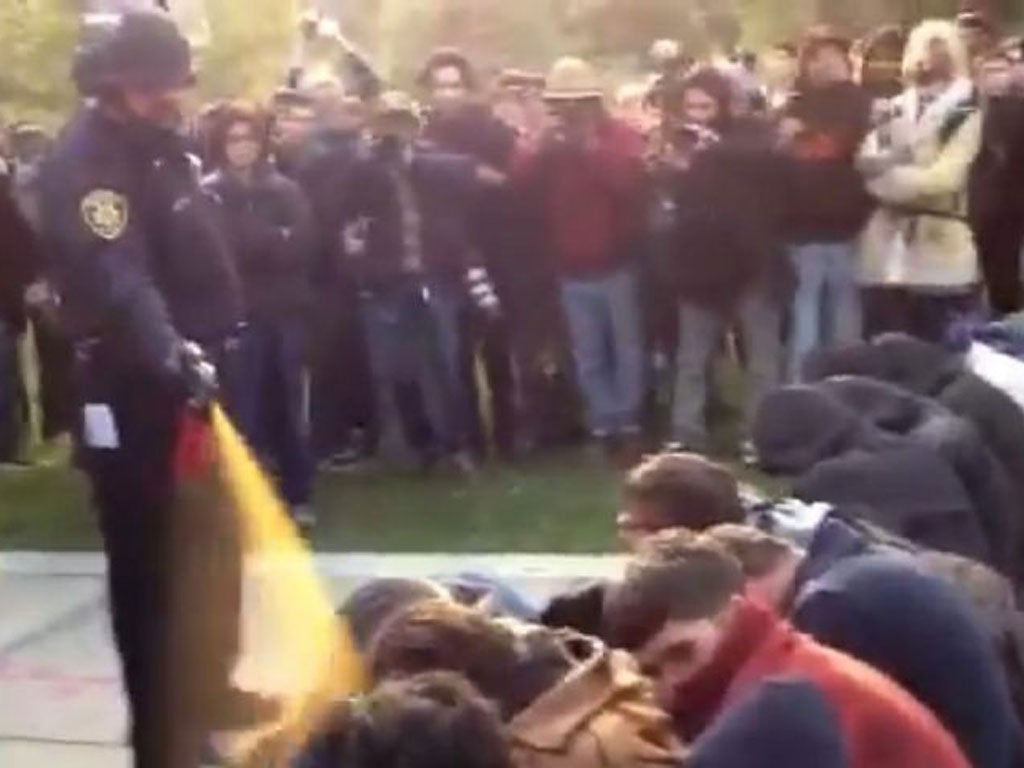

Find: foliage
[0,0,78,127]
[197,0,299,101]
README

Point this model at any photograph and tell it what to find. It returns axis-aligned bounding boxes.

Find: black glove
[176,340,220,409]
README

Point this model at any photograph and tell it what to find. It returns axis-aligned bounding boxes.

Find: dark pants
[0,320,25,461]
[233,317,312,508]
[77,348,240,768]
[863,287,980,343]
[309,283,375,461]
[465,310,518,458]
[31,315,74,439]
[976,221,1024,316]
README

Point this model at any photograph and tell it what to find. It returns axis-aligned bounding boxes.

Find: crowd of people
[4,6,1024,768]
[2,11,1023,523]
[298,442,1024,767]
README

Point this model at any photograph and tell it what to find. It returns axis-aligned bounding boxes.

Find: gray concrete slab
[0,553,622,767]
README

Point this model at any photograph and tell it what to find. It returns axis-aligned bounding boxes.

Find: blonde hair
[902,19,971,81]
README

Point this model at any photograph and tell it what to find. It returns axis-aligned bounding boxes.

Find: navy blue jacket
[794,517,1020,768]
[348,143,478,290]
[203,166,314,321]
[41,106,242,373]
[692,677,849,768]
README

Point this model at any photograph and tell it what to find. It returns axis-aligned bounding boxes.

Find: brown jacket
[507,635,685,768]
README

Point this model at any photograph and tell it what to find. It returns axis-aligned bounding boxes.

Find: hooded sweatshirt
[670,598,969,768]
[803,334,1024,553]
[691,677,850,768]
[793,517,1021,768]
[816,375,1020,581]
[753,385,988,563]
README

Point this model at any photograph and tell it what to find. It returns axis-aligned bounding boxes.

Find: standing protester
[203,102,317,527]
[659,68,787,458]
[780,27,872,381]
[514,57,647,459]
[295,87,376,467]
[418,48,520,460]
[350,92,494,470]
[40,13,270,766]
[0,164,40,465]
[8,124,74,446]
[970,48,1024,315]
[857,19,983,342]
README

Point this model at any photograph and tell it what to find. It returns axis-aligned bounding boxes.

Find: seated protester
[604,533,970,767]
[590,451,1024,725]
[301,671,514,768]
[813,375,1020,581]
[753,385,990,564]
[704,523,1020,768]
[203,101,317,525]
[691,676,850,768]
[341,578,453,654]
[658,67,789,457]
[802,333,1024,537]
[370,600,685,768]
[542,453,748,638]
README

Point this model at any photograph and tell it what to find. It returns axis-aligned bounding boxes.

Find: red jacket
[513,117,646,278]
[671,599,969,768]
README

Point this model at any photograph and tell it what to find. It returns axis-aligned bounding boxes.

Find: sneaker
[292,505,317,529]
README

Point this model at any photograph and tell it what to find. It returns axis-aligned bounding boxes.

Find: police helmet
[73,11,194,96]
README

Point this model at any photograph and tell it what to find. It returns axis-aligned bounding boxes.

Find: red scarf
[670,598,778,740]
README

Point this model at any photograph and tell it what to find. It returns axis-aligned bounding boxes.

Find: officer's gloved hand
[176,340,219,410]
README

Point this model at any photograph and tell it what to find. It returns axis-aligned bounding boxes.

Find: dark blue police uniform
[40,14,246,765]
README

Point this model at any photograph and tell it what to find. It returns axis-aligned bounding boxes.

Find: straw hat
[543,57,603,101]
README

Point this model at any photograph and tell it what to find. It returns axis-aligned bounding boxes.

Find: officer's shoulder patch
[80,189,129,241]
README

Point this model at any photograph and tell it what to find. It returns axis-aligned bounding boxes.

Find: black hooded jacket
[803,334,1024,529]
[815,376,1021,583]
[754,385,990,565]
[666,71,791,310]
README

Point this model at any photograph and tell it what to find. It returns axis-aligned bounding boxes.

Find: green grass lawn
[0,450,784,553]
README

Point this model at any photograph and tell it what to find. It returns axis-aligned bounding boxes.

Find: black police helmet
[74,11,194,96]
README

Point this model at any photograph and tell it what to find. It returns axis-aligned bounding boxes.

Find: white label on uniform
[82,404,120,450]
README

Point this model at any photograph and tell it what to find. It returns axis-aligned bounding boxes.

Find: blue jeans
[233,317,312,507]
[560,266,645,436]
[788,241,862,382]
[424,279,473,452]
[361,284,446,456]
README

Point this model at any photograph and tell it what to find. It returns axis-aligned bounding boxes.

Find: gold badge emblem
[80,189,129,241]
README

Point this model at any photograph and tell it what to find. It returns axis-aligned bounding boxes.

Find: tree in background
[0,0,78,127]
[198,0,298,100]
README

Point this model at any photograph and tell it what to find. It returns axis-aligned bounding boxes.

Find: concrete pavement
[0,552,623,767]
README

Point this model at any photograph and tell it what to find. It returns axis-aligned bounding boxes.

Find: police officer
[40,12,270,767]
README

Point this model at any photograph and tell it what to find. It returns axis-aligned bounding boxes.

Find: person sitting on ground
[341,577,453,654]
[370,599,685,768]
[753,384,989,564]
[603,532,970,767]
[690,676,851,768]
[304,671,515,768]
[703,523,1020,768]
[801,332,1024,515]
